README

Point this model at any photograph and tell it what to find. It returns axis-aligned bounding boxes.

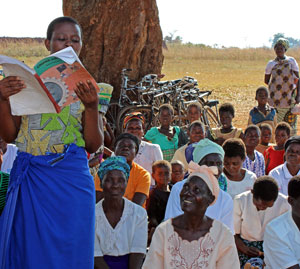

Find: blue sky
[2,0,300,48]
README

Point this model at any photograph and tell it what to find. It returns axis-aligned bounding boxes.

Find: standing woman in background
[264,38,299,135]
[0,17,103,268]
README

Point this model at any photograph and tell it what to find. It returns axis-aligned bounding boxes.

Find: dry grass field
[1,38,300,132]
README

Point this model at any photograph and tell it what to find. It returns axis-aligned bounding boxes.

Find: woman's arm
[264,74,271,85]
[234,234,260,257]
[0,76,24,142]
[94,257,109,269]
[75,81,103,153]
[129,253,145,269]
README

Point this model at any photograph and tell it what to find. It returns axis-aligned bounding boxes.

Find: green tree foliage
[271,33,300,48]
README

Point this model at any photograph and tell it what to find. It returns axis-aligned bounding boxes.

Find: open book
[0,47,99,115]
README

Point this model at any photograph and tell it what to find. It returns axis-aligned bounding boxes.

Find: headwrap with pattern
[275,38,289,51]
[98,156,130,181]
[123,112,146,129]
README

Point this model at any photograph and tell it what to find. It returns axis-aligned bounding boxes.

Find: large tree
[63,0,164,100]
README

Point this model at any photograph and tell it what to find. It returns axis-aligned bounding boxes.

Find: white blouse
[134,140,163,185]
[234,191,290,241]
[227,169,256,199]
[142,219,240,269]
[264,211,300,268]
[94,198,147,257]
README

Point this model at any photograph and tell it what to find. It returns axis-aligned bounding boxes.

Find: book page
[0,56,57,115]
[34,47,99,109]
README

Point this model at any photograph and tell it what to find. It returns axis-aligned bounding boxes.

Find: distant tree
[271,33,300,48]
[164,30,183,44]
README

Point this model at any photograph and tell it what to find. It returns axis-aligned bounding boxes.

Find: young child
[248,86,277,141]
[145,104,181,161]
[256,123,274,154]
[171,120,205,170]
[223,138,257,199]
[147,160,171,231]
[243,125,265,177]
[169,160,185,190]
[212,102,243,145]
[264,122,291,174]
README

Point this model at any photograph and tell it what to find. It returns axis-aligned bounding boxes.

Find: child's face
[152,166,171,187]
[45,22,82,55]
[260,128,272,144]
[256,90,268,106]
[224,156,244,177]
[244,129,260,148]
[220,111,233,129]
[275,129,289,147]
[188,125,205,144]
[171,164,185,183]
[159,108,173,127]
[187,106,201,123]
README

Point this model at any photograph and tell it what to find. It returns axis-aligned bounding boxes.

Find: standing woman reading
[264,38,299,135]
[0,17,103,268]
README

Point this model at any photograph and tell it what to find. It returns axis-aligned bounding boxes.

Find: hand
[74,80,98,110]
[243,246,261,257]
[0,76,25,101]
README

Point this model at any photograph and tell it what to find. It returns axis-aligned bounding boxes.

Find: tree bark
[63,0,164,100]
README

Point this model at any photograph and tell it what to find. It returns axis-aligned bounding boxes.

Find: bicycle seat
[205,100,219,107]
[170,79,182,85]
[157,81,169,86]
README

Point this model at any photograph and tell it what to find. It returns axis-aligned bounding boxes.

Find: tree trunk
[63,0,164,100]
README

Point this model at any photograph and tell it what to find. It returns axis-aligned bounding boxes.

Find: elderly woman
[142,164,240,268]
[94,133,151,207]
[164,138,234,234]
[94,156,147,269]
[269,135,300,195]
[264,38,300,134]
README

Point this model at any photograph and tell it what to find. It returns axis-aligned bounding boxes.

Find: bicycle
[105,69,159,137]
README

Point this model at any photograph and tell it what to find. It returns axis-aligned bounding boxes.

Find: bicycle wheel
[203,106,220,130]
[116,105,159,135]
[105,102,121,136]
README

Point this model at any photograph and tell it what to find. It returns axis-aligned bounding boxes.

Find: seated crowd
[90,93,300,268]
[1,90,299,268]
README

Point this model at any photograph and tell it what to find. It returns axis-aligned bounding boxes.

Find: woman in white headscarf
[142,164,239,269]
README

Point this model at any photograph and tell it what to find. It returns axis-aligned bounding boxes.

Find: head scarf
[275,38,289,51]
[192,138,225,164]
[284,135,300,151]
[114,132,140,153]
[187,161,220,205]
[123,112,145,129]
[98,156,130,181]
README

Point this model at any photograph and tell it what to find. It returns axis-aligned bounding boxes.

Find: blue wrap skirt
[0,144,95,269]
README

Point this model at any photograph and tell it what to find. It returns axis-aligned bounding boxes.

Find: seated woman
[234,176,290,268]
[269,135,300,195]
[165,138,234,233]
[94,156,147,269]
[223,138,256,199]
[94,133,151,207]
[143,164,240,268]
[264,175,300,268]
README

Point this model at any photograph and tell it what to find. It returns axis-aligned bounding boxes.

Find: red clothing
[264,146,285,174]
